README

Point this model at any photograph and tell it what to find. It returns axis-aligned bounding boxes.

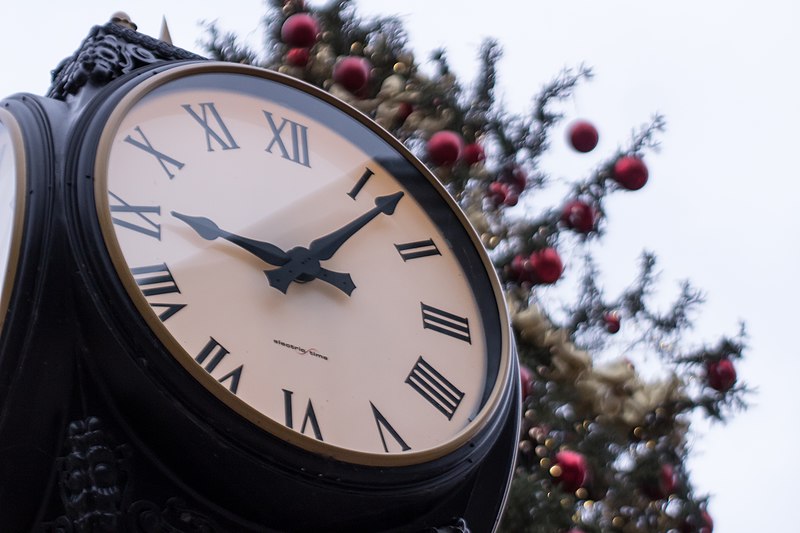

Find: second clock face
[94,64,508,465]
[0,109,24,331]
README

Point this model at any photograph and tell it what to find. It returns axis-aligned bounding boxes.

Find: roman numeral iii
[420,302,472,344]
[405,357,465,420]
[263,111,311,167]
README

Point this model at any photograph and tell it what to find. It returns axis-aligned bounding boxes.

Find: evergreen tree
[202,2,748,531]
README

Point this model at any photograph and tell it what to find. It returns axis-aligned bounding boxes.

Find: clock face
[0,109,25,331]
[93,63,510,465]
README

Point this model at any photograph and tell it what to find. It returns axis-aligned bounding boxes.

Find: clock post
[0,15,520,532]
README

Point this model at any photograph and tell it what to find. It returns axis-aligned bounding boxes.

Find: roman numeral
[263,111,311,167]
[130,263,180,296]
[124,126,185,179]
[420,303,471,344]
[130,264,187,321]
[405,357,464,420]
[108,191,161,240]
[182,102,240,152]
[195,337,243,394]
[282,389,323,440]
[370,402,411,452]
[395,239,441,261]
[347,167,374,199]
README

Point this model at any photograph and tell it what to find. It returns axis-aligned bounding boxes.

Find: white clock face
[95,64,509,465]
[0,110,24,329]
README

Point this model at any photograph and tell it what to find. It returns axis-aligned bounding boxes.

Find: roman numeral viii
[195,337,243,395]
[405,357,464,420]
[109,191,160,240]
[263,111,311,167]
[130,263,186,322]
[420,303,471,344]
[182,102,239,152]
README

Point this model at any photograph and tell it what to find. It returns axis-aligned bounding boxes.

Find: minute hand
[308,191,404,261]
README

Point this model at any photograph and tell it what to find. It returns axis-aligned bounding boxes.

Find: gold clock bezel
[0,108,28,335]
[93,62,512,467]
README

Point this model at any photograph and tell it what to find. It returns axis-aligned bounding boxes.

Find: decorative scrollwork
[127,498,220,533]
[53,417,128,532]
[426,518,471,533]
[48,21,204,100]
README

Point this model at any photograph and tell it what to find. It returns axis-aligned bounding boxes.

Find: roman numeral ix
[405,357,465,420]
[263,111,311,167]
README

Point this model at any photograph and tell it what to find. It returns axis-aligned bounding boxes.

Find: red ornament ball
[487,181,510,207]
[508,254,534,284]
[499,165,527,192]
[519,364,534,399]
[280,13,319,48]
[553,450,588,492]
[701,510,714,533]
[603,311,621,334]
[612,156,648,190]
[395,102,413,123]
[529,248,563,285]
[568,120,599,153]
[660,463,678,495]
[642,463,679,499]
[561,199,596,234]
[427,130,463,166]
[333,56,371,93]
[285,47,310,67]
[462,143,486,166]
[706,358,736,392]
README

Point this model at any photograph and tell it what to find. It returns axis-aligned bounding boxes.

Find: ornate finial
[47,20,205,101]
[159,16,173,45]
[110,11,138,31]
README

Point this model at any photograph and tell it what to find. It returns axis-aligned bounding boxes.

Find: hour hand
[171,211,290,267]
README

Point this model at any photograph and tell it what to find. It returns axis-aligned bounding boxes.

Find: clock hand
[171,211,290,266]
[308,191,404,261]
[172,211,355,295]
[265,192,403,295]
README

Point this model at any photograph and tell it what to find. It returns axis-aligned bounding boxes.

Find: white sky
[2,1,797,531]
